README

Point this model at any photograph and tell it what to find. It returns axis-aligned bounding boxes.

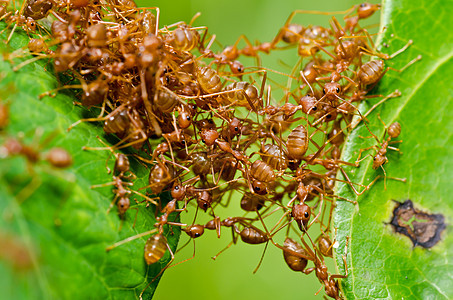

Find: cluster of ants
[0,0,421,299]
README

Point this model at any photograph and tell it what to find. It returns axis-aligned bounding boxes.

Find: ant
[280,225,350,299]
[0,129,72,169]
[84,136,157,218]
[355,117,406,189]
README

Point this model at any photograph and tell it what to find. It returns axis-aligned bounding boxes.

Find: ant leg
[272,7,355,47]
[331,236,350,279]
[339,167,368,196]
[388,145,402,154]
[172,238,197,267]
[387,40,413,59]
[91,181,117,189]
[106,194,120,214]
[355,148,375,165]
[252,241,269,274]
[212,240,234,260]
[15,174,42,204]
[313,284,324,296]
[105,229,158,252]
[129,190,158,206]
[388,54,422,72]
[308,194,324,229]
[351,90,401,129]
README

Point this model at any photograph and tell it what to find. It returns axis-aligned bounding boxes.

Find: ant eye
[195,233,200,237]
[175,186,179,190]
[238,67,243,72]
[202,140,206,143]
[234,127,239,131]
[186,116,191,121]
[304,212,309,218]
[323,89,326,94]
[254,186,260,191]
[336,87,340,93]
[312,106,317,111]
[327,114,332,119]
[360,3,366,7]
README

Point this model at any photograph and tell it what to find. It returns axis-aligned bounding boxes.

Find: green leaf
[0,24,180,299]
[334,0,453,298]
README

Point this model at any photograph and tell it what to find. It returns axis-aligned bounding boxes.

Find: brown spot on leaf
[390,199,446,248]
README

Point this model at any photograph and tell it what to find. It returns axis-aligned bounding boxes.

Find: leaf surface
[0,24,180,300]
[334,0,453,298]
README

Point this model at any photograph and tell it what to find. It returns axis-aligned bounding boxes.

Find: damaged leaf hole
[389,199,446,248]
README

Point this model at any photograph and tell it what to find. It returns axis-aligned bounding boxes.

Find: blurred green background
[135,1,376,300]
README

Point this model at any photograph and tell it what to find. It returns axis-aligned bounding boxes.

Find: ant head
[200,129,219,146]
[322,82,342,100]
[372,154,387,169]
[228,117,243,136]
[252,180,267,195]
[292,203,311,231]
[229,60,244,77]
[321,105,338,122]
[240,192,264,211]
[171,182,186,201]
[357,3,381,19]
[196,190,212,212]
[185,224,205,238]
[177,108,192,129]
[299,95,318,115]
[117,197,130,216]
[196,118,216,131]
[288,159,301,171]
[197,201,209,212]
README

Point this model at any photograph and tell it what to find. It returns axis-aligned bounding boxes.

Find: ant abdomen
[240,227,268,244]
[261,144,288,170]
[196,66,222,94]
[358,59,384,85]
[240,192,265,211]
[144,234,168,265]
[287,125,309,160]
[283,237,309,272]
